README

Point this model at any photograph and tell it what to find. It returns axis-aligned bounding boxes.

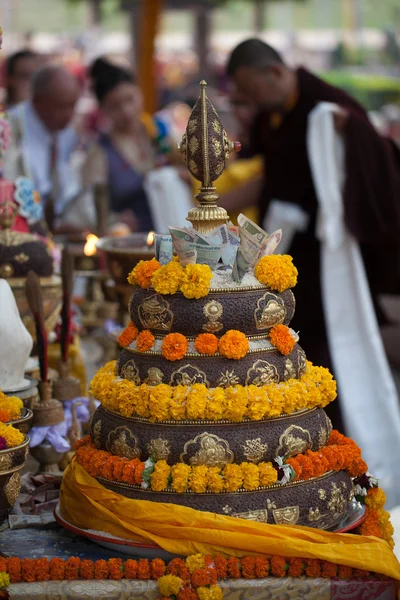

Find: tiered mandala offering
[65,83,392,549]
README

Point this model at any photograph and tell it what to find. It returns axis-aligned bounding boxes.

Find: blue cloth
[99,134,154,232]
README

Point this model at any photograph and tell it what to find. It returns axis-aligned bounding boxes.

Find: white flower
[354,484,367,497]
[366,472,379,487]
[274,456,293,485]
[144,458,154,469]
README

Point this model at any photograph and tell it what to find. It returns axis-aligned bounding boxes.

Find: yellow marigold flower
[149,384,172,422]
[186,384,207,420]
[152,261,184,294]
[310,364,337,406]
[150,460,171,491]
[180,264,212,299]
[206,388,225,421]
[158,574,182,597]
[0,396,23,420]
[241,462,260,490]
[135,384,151,418]
[0,572,10,588]
[246,385,268,421]
[186,554,206,573]
[0,422,24,448]
[170,385,188,420]
[190,465,208,493]
[197,586,223,600]
[90,362,116,403]
[127,258,161,287]
[365,488,387,510]
[218,330,249,360]
[208,467,224,492]
[259,461,278,486]
[223,464,243,492]
[171,463,191,492]
[254,254,298,292]
[224,386,248,422]
[266,386,284,417]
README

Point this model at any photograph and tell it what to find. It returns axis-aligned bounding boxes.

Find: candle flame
[147,231,155,246]
[84,233,99,256]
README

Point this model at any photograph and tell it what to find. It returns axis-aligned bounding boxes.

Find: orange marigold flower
[36,558,50,581]
[254,254,298,292]
[255,557,270,579]
[94,560,109,579]
[162,333,188,361]
[337,565,353,580]
[227,557,241,579]
[270,556,287,578]
[0,408,11,422]
[194,333,218,356]
[79,560,94,580]
[214,556,228,579]
[287,558,304,578]
[7,557,21,583]
[177,587,199,600]
[136,330,155,352]
[241,556,256,579]
[124,559,138,579]
[137,559,151,580]
[151,558,166,579]
[218,330,249,360]
[108,558,123,580]
[65,557,80,580]
[191,568,212,588]
[0,558,6,572]
[21,558,36,583]
[128,258,161,287]
[321,561,337,578]
[118,322,138,348]
[49,558,65,581]
[167,558,191,584]
[353,568,370,578]
[305,559,321,578]
[269,324,296,356]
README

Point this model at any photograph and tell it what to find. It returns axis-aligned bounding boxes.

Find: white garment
[143,166,193,233]
[262,199,309,254]
[307,102,400,508]
[5,101,81,217]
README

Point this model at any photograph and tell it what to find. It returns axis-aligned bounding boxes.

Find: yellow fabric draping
[138,0,164,115]
[60,459,400,581]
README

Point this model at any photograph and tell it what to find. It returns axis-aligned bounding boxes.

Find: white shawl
[307,102,400,508]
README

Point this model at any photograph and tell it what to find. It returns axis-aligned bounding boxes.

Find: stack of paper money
[154,215,281,280]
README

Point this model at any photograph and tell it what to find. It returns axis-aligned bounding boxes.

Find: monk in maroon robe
[224,39,400,431]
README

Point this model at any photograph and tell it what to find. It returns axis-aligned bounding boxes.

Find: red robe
[250,68,400,430]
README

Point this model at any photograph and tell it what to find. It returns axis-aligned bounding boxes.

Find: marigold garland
[152,262,184,295]
[269,324,296,356]
[118,322,138,348]
[0,555,384,588]
[254,254,298,292]
[136,330,155,352]
[162,333,188,361]
[218,330,249,360]
[127,258,161,287]
[194,333,219,356]
[90,361,337,422]
[75,436,278,491]
[358,487,394,548]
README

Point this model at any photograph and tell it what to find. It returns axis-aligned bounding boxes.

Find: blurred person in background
[82,57,189,234]
[224,39,400,507]
[4,64,85,232]
[4,49,39,108]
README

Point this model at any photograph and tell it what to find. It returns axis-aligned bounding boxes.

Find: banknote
[232,214,270,282]
[262,228,283,256]
[154,234,173,265]
[169,227,197,265]
[194,230,223,270]
[221,225,240,266]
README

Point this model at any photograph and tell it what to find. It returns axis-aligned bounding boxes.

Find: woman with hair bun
[82,57,179,233]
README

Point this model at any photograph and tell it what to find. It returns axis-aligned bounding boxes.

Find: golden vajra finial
[178,81,241,233]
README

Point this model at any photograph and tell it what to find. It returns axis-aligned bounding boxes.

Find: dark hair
[6,49,36,77]
[226,38,284,77]
[90,57,135,103]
